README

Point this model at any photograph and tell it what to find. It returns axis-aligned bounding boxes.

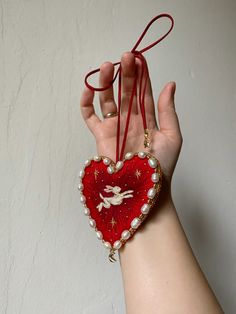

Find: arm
[119,190,223,313]
[80,52,223,313]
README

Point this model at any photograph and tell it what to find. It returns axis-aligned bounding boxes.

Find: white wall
[0,0,235,313]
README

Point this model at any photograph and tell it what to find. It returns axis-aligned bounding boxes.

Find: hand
[80,52,182,188]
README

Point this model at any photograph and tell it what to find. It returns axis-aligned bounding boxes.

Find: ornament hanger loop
[85,14,174,91]
[131,13,174,54]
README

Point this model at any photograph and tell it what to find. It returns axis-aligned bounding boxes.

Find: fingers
[157,82,182,140]
[99,62,117,117]
[80,86,101,133]
[98,53,156,121]
[121,52,138,114]
[135,56,156,121]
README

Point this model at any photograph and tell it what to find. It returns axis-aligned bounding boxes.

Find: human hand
[80,52,182,190]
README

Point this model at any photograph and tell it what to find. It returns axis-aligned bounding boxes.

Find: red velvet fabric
[82,155,161,245]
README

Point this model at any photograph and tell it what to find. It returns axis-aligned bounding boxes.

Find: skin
[80,52,223,313]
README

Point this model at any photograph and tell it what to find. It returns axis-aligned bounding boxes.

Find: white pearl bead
[89,218,96,228]
[121,230,131,240]
[94,156,101,162]
[107,166,114,174]
[78,183,84,191]
[151,172,159,183]
[141,203,150,214]
[79,170,85,178]
[113,240,122,250]
[138,152,146,159]
[103,158,111,165]
[116,161,124,170]
[84,207,90,215]
[96,231,103,240]
[148,157,158,168]
[104,241,111,249]
[125,152,134,160]
[84,159,91,167]
[147,188,156,199]
[80,195,86,204]
[131,217,141,229]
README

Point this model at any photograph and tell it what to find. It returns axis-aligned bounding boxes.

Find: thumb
[157,82,181,137]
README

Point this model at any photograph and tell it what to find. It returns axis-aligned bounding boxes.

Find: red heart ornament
[78,151,162,261]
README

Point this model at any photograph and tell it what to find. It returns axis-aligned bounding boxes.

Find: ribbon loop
[131,13,174,54]
[85,61,121,92]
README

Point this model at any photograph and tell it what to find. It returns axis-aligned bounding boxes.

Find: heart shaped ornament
[78,151,162,262]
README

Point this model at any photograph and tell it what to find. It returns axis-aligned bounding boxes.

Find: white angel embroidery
[97,185,134,212]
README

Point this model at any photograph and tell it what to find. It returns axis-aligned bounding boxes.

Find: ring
[103,112,118,118]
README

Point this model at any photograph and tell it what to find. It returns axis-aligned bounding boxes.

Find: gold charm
[109,248,117,262]
[144,129,150,148]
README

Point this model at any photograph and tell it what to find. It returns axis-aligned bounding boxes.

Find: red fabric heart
[79,152,162,254]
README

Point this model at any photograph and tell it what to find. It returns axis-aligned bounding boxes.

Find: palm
[81,52,182,183]
[94,112,154,159]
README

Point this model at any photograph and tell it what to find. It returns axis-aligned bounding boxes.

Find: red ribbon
[85,14,174,162]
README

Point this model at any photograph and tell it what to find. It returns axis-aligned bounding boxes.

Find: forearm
[119,190,223,314]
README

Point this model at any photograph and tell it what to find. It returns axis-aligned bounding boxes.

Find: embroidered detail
[94,170,99,180]
[97,185,134,212]
[110,217,117,228]
[135,169,141,179]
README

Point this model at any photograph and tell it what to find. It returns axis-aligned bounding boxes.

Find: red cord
[85,14,174,162]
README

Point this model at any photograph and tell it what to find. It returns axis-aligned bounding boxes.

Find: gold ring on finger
[103,112,118,118]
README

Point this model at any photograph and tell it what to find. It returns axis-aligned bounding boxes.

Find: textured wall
[0,0,235,313]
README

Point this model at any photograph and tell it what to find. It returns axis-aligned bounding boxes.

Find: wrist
[118,178,176,257]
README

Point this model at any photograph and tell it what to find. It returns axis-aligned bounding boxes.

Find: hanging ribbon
[85,14,174,162]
